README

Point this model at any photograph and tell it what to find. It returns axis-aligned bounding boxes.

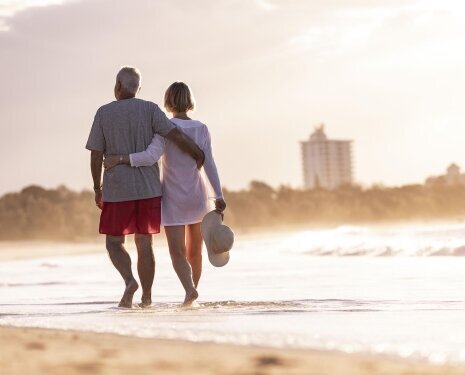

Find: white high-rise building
[301,125,353,190]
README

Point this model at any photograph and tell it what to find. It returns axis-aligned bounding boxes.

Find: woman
[104,82,226,306]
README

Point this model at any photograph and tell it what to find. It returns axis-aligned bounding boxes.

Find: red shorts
[99,197,161,236]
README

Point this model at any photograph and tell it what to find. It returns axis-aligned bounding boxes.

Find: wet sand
[1,326,463,375]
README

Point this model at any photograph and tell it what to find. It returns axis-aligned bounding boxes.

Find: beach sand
[1,326,463,375]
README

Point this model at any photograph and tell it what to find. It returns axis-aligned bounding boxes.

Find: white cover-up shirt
[129,118,223,226]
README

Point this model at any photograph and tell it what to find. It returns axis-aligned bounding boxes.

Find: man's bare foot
[138,295,152,308]
[118,278,139,308]
[182,289,199,307]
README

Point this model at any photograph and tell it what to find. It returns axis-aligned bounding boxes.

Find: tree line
[1,182,465,241]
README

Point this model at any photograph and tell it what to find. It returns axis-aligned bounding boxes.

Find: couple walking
[85,66,230,308]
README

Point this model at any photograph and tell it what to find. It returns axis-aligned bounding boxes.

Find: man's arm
[151,105,204,168]
[165,127,205,169]
[90,150,104,209]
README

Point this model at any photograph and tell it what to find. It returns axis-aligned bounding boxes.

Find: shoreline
[1,326,463,375]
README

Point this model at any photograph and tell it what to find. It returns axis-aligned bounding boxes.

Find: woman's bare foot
[138,295,152,308]
[182,289,199,307]
[118,278,139,308]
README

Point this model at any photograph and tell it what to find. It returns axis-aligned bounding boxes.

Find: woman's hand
[215,198,226,217]
[104,155,122,170]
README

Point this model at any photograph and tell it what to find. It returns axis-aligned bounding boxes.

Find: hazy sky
[1,0,465,195]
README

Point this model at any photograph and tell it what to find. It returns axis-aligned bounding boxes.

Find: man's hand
[104,155,121,170]
[166,128,205,169]
[196,150,205,170]
[215,198,226,217]
[94,189,103,210]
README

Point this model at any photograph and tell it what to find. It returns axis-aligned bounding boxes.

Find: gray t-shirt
[85,98,175,202]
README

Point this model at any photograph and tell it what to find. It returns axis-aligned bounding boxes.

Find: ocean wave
[196,299,465,313]
[300,245,465,257]
[277,223,465,257]
[0,281,69,288]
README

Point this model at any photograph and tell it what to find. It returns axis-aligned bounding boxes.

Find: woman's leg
[164,225,198,305]
[186,223,203,289]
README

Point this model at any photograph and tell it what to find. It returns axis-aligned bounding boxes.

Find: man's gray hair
[116,66,141,95]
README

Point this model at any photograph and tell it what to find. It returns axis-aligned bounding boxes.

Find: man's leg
[165,225,198,306]
[106,235,139,308]
[186,223,203,289]
[134,233,155,308]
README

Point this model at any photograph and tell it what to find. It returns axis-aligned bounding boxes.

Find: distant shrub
[1,183,465,241]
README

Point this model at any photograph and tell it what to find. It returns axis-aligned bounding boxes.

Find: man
[86,66,204,308]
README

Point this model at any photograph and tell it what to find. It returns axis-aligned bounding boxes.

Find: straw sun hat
[201,211,234,267]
